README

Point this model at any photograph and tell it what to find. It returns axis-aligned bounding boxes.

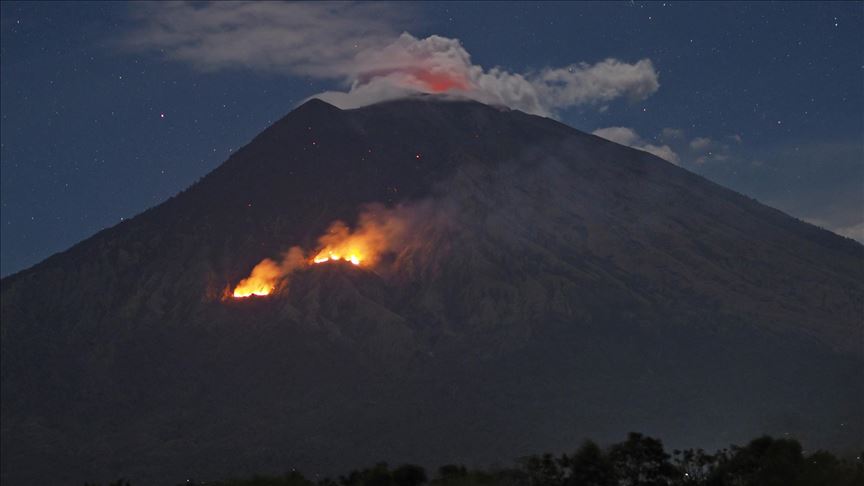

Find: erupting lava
[230,204,417,299]
[232,283,274,298]
[311,250,362,266]
[231,259,281,298]
[229,226,374,299]
[308,218,386,268]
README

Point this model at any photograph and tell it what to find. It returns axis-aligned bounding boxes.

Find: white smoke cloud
[124,2,660,117]
[661,127,684,140]
[592,126,680,165]
[689,137,713,151]
[316,34,660,116]
[123,1,403,77]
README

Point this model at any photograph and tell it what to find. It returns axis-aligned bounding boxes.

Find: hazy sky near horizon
[1,1,862,276]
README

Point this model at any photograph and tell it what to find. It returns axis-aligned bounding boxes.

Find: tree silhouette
[672,448,717,485]
[520,453,564,486]
[608,432,678,486]
[562,440,617,486]
[340,463,393,486]
[89,432,863,486]
[392,464,427,486]
[707,436,804,486]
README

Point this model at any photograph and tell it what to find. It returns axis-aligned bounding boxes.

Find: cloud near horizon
[124,1,660,116]
[592,126,680,164]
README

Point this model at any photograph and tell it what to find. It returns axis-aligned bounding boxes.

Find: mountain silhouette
[2,96,862,485]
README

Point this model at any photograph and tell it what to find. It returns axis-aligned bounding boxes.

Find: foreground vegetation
[87,433,864,486]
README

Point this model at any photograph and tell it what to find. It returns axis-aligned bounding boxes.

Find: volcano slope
[2,97,862,485]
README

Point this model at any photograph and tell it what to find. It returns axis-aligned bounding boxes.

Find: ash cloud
[313,33,660,116]
[124,2,659,117]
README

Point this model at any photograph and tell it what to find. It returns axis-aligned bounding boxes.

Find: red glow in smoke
[357,67,470,93]
[412,69,470,92]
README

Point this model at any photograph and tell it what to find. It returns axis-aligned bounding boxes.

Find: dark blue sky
[2,1,862,276]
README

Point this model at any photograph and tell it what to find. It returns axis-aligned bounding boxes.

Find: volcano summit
[1,97,862,485]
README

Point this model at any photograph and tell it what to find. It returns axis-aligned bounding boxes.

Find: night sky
[1,1,862,277]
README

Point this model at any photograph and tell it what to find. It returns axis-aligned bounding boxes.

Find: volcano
[2,97,862,485]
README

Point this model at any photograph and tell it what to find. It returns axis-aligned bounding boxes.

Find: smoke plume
[125,2,660,117]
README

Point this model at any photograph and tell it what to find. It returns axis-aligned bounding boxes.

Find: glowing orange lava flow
[310,220,377,267]
[231,259,280,298]
[232,283,274,298]
[311,250,362,266]
[230,211,397,299]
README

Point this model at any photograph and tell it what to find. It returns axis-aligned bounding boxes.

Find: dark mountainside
[1,97,862,485]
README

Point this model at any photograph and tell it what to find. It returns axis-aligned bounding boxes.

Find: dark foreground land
[86,433,863,486]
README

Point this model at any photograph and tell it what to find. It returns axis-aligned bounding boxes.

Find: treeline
[87,433,864,486]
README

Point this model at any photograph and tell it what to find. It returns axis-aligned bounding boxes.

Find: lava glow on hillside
[230,206,405,299]
[231,250,365,299]
[231,259,282,298]
[309,220,381,268]
[312,251,362,265]
[231,250,363,299]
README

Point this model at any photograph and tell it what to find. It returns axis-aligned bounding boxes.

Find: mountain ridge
[2,96,862,485]
[4,96,860,285]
